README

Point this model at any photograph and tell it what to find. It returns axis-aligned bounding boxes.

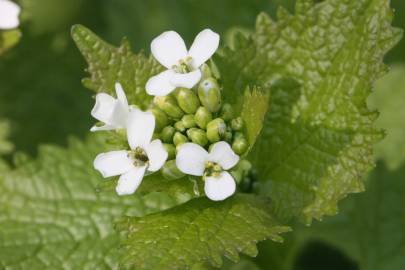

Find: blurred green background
[0,0,404,269]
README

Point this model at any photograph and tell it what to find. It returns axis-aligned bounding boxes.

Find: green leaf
[117,194,290,270]
[369,64,405,169]
[218,0,402,223]
[245,68,405,269]
[240,86,270,152]
[0,134,179,269]
[71,24,163,109]
[0,30,21,55]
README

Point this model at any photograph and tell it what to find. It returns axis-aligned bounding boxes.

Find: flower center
[129,147,149,167]
[203,161,222,178]
[172,56,193,74]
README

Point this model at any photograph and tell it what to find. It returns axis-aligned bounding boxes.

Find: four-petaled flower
[176,142,240,201]
[0,0,20,29]
[146,29,220,96]
[90,83,131,132]
[94,109,168,195]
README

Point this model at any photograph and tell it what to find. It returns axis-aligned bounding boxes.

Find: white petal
[0,0,20,30]
[208,141,239,170]
[91,93,115,124]
[145,139,168,172]
[115,83,129,108]
[94,150,134,178]
[116,166,146,196]
[170,69,202,89]
[204,171,236,201]
[109,100,129,128]
[188,29,220,69]
[146,70,177,97]
[151,31,188,69]
[176,143,208,176]
[127,109,155,149]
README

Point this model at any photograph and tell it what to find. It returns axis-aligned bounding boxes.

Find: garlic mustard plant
[94,108,168,195]
[176,141,240,201]
[146,29,219,96]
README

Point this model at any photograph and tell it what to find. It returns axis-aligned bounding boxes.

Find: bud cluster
[150,64,249,179]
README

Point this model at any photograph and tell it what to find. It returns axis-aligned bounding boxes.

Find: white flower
[176,141,239,201]
[94,109,168,195]
[0,0,20,30]
[90,83,130,132]
[146,29,220,96]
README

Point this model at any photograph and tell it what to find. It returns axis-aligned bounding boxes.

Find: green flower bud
[230,160,252,185]
[232,136,249,155]
[181,114,196,129]
[206,118,226,143]
[208,143,214,152]
[187,128,208,146]
[150,107,169,132]
[115,128,126,137]
[234,132,244,140]
[194,106,212,129]
[224,131,233,143]
[152,133,160,140]
[220,103,234,122]
[175,88,200,114]
[174,121,186,133]
[231,117,244,131]
[200,63,212,79]
[163,144,176,160]
[161,126,176,143]
[161,160,185,180]
[154,96,184,119]
[198,78,222,113]
[173,132,188,146]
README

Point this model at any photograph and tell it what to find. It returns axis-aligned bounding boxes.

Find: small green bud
[234,132,244,140]
[232,136,249,155]
[116,129,126,137]
[220,103,234,122]
[208,143,214,152]
[224,131,233,143]
[187,128,208,146]
[175,88,200,114]
[231,117,244,131]
[173,132,188,146]
[154,96,184,119]
[163,144,176,160]
[161,160,185,180]
[200,63,212,79]
[152,133,160,140]
[194,106,212,129]
[206,118,226,143]
[174,121,186,133]
[181,114,196,129]
[161,126,176,143]
[198,78,222,113]
[150,107,169,132]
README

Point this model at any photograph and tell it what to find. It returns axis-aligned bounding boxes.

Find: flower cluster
[92,30,249,201]
[0,0,20,30]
